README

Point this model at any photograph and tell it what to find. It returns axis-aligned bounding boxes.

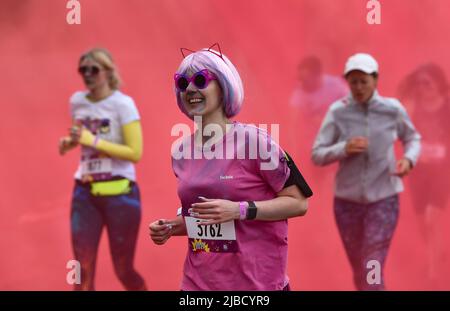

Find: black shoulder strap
[283,151,313,198]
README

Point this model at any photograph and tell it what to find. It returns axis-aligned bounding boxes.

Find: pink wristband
[239,201,248,220]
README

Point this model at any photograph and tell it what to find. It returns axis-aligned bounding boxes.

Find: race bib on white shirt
[70,90,140,182]
[81,154,113,181]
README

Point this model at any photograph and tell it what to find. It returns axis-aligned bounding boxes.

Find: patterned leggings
[70,180,146,290]
[334,195,399,290]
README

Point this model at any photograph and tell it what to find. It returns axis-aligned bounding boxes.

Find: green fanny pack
[90,179,131,196]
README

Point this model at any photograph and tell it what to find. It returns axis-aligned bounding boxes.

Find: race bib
[185,216,238,253]
[81,154,113,181]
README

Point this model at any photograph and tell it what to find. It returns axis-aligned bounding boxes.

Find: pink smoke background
[0,0,448,290]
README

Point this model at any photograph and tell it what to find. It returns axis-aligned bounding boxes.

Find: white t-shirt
[70,90,140,181]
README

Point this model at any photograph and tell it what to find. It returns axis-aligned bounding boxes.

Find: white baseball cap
[344,53,379,75]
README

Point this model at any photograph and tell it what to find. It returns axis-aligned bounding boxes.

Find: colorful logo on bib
[191,239,210,253]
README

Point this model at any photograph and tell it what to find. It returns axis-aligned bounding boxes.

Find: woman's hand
[69,124,82,143]
[345,136,368,155]
[393,158,412,177]
[59,136,78,155]
[149,216,186,244]
[149,219,174,245]
[69,124,95,147]
[190,197,240,225]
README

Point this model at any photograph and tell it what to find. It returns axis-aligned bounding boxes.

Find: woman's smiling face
[180,69,223,118]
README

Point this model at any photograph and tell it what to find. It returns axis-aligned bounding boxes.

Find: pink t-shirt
[172,122,291,290]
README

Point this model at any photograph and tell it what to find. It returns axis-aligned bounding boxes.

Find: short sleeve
[69,91,84,119]
[255,129,290,193]
[118,95,140,125]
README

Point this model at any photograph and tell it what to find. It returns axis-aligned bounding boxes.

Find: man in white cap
[311,53,421,290]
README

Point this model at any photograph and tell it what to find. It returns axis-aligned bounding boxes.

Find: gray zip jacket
[312,91,421,204]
